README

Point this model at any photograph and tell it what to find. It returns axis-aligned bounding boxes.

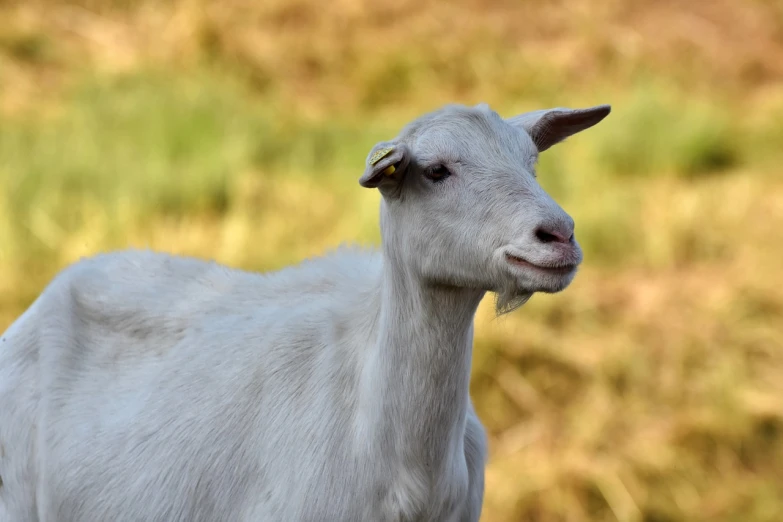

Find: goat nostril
[535,226,573,244]
[535,228,559,244]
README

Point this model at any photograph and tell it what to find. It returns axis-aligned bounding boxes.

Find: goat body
[0,247,486,522]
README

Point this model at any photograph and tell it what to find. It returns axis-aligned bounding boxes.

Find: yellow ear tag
[370,147,394,166]
[381,164,396,176]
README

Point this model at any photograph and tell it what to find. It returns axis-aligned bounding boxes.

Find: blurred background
[1,0,782,520]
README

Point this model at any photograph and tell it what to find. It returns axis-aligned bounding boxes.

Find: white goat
[0,102,610,522]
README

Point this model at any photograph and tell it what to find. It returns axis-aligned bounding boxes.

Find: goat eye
[425,164,451,182]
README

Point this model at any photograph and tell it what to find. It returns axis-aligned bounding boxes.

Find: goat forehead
[407,107,536,165]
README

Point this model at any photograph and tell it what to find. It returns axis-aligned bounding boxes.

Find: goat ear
[359,141,410,190]
[506,104,611,152]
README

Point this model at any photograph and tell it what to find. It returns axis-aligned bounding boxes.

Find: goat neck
[358,236,484,479]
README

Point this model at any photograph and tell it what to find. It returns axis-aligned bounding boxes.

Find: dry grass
[1,1,783,520]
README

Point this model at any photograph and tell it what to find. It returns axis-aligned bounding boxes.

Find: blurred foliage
[1,0,783,521]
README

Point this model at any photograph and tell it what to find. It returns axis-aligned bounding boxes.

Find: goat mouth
[504,253,578,275]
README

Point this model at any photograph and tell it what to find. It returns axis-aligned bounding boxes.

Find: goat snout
[534,219,575,245]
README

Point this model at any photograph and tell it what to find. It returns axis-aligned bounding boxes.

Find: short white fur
[0,102,610,522]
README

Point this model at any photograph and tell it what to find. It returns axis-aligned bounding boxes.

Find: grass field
[2,1,783,520]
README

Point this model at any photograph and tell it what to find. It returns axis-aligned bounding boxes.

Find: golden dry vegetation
[1,1,783,520]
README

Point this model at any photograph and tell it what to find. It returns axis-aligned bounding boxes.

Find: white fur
[0,102,610,522]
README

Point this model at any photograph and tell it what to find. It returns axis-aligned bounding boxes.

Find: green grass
[590,86,741,179]
[3,70,774,271]
[0,71,397,264]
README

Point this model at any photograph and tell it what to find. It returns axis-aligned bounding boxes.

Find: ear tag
[381,165,396,176]
[370,147,394,166]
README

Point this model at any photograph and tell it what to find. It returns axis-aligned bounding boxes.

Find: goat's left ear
[506,104,611,152]
[359,140,410,191]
